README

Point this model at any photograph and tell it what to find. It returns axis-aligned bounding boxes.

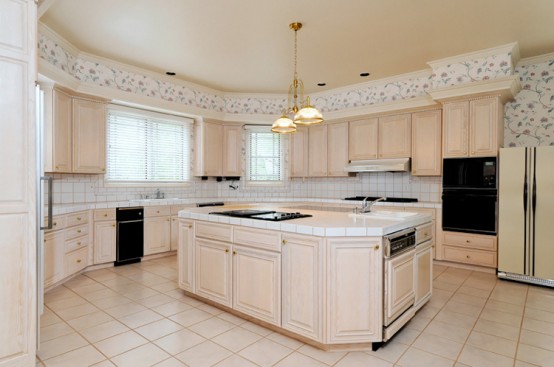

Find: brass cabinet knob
[77,229,81,233]
[375,245,380,251]
[282,239,287,246]
[233,251,237,255]
[53,222,57,226]
[466,240,470,243]
[77,242,81,246]
[466,255,470,259]
[77,217,81,220]
[104,214,108,217]
[77,259,82,263]
[188,225,192,229]
[225,249,229,253]
[112,224,115,227]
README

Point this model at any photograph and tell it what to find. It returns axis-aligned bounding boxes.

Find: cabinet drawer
[65,247,88,276]
[416,222,433,245]
[65,224,89,241]
[442,246,497,268]
[67,211,88,227]
[94,208,116,221]
[46,215,67,232]
[65,235,88,253]
[195,222,232,242]
[145,206,171,217]
[234,227,281,252]
[443,231,497,251]
[171,204,193,215]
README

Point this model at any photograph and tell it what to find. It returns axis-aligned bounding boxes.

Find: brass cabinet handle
[157,210,160,213]
[112,224,116,227]
[77,242,81,246]
[424,232,428,236]
[77,217,82,220]
[466,255,470,259]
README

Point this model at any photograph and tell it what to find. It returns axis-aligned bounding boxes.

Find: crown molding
[427,42,519,69]
[427,75,521,104]
[38,59,80,90]
[516,52,554,67]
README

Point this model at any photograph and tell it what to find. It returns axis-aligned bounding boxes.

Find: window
[245,126,286,183]
[106,106,193,184]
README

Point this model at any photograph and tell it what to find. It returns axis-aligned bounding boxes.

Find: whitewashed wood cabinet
[349,118,378,160]
[144,206,171,255]
[72,98,106,173]
[43,87,73,172]
[308,124,328,177]
[327,122,350,177]
[411,109,442,176]
[195,237,232,307]
[222,125,242,177]
[290,126,309,177]
[93,220,116,264]
[178,219,195,292]
[414,240,433,311]
[194,121,243,177]
[378,114,412,158]
[44,231,65,288]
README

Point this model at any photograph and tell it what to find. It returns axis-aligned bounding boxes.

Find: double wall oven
[442,157,498,235]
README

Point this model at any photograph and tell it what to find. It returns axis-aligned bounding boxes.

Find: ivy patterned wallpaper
[505,59,554,147]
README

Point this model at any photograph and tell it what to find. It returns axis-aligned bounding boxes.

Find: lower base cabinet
[233,245,281,326]
[414,240,433,311]
[178,220,195,292]
[44,231,65,287]
[441,231,497,268]
[94,221,116,264]
[281,234,323,341]
[144,216,171,255]
[195,238,232,307]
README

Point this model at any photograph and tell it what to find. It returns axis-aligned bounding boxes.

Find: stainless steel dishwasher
[115,207,144,266]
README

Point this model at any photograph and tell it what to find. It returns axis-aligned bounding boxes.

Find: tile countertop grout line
[48,197,442,216]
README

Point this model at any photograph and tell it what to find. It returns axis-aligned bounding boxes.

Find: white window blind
[106,107,193,183]
[245,127,285,182]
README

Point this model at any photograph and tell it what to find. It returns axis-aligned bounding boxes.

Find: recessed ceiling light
[166,71,176,76]
[360,72,370,77]
[317,82,326,86]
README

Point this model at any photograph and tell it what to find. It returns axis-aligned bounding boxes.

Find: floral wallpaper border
[39,32,515,116]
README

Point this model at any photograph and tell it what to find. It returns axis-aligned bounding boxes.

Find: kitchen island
[177,204,433,351]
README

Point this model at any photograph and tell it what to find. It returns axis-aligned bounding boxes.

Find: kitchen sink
[349,211,420,220]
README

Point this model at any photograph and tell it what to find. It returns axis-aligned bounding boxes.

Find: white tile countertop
[177,203,433,237]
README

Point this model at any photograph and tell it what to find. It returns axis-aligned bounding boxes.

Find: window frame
[243,125,288,187]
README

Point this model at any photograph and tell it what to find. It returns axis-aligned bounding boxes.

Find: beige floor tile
[67,310,113,331]
[435,309,478,329]
[137,294,175,308]
[466,330,517,358]
[178,295,204,306]
[238,338,293,367]
[458,344,514,367]
[216,312,247,325]
[44,286,76,303]
[84,268,119,282]
[135,318,183,341]
[46,295,88,312]
[336,352,393,367]
[490,289,528,306]
[42,345,105,367]
[239,321,273,336]
[100,277,136,289]
[152,358,187,367]
[479,308,523,327]
[450,292,488,307]
[520,329,554,352]
[118,309,164,329]
[80,288,120,302]
[366,339,409,363]
[175,340,232,367]
[412,331,463,360]
[151,300,193,317]
[40,309,63,327]
[89,295,133,309]
[79,320,130,343]
[415,304,441,319]
[297,344,346,366]
[150,281,180,293]
[472,318,521,341]
[169,308,213,327]
[434,279,462,292]
[72,282,109,296]
[522,317,554,336]
[122,287,161,301]
[188,317,236,339]
[90,360,116,367]
[110,343,171,367]
[93,330,148,358]
[196,303,225,315]
[525,306,554,323]
[427,288,453,308]
[154,328,206,355]
[514,360,542,367]
[37,332,89,360]
[392,327,421,345]
[276,351,335,367]
[63,275,98,289]
[56,302,99,321]
[456,285,492,300]
[266,332,304,350]
[424,319,471,343]
[406,314,432,331]
[462,277,496,291]
[444,300,484,317]
[211,327,262,352]
[40,322,74,342]
[435,273,467,286]
[484,299,525,315]
[213,355,258,367]
[397,347,454,367]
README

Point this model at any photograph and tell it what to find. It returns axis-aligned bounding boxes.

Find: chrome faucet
[359,196,386,213]
[155,189,164,199]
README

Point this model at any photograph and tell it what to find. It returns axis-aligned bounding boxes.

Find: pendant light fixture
[271,22,323,134]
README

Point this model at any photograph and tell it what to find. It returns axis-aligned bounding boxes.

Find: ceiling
[40,0,554,94]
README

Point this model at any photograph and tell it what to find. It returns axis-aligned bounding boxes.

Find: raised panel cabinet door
[384,249,415,323]
[349,118,378,160]
[93,221,116,264]
[178,220,195,292]
[327,238,382,343]
[203,121,223,176]
[44,232,65,287]
[195,238,232,307]
[232,245,281,326]
[469,97,501,157]
[411,110,442,176]
[144,216,171,255]
[442,101,469,157]
[308,124,328,177]
[170,216,179,251]
[51,89,73,172]
[414,241,433,311]
[290,126,309,177]
[327,122,349,177]
[222,125,243,176]
[72,98,106,173]
[378,114,411,158]
[282,234,323,341]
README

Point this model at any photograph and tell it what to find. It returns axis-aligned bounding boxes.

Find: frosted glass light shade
[294,105,323,125]
[271,116,297,133]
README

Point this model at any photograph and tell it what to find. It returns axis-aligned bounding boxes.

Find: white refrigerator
[498,146,554,286]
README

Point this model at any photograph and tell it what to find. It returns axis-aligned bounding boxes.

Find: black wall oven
[442,157,498,235]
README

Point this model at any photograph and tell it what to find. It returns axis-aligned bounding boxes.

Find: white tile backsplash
[48,171,442,205]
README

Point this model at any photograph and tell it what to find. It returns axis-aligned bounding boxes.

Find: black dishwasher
[115,207,144,266]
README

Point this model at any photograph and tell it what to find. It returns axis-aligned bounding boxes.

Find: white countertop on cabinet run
[177,203,432,237]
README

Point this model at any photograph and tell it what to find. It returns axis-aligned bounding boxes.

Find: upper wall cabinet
[290,126,309,178]
[443,96,503,158]
[43,85,107,174]
[194,121,243,177]
[349,118,378,160]
[307,122,349,178]
[411,110,442,176]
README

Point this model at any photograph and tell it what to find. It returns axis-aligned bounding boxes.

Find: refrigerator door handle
[40,176,53,230]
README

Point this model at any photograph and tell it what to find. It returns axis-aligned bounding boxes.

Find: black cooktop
[344,196,418,203]
[209,209,312,222]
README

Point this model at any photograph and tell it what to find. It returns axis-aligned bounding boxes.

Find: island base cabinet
[195,238,232,307]
[414,240,433,311]
[282,234,323,342]
[232,245,281,326]
[326,238,383,344]
[178,220,195,292]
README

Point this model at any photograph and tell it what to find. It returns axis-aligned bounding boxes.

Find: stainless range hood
[345,158,411,173]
